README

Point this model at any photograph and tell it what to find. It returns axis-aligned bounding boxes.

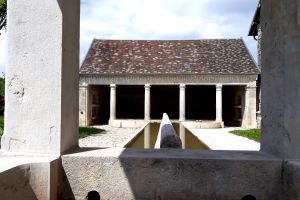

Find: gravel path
[79,125,139,148]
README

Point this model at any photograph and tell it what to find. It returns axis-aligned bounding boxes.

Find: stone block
[62,148,284,200]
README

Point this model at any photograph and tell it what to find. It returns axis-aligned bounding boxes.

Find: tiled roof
[80,39,259,75]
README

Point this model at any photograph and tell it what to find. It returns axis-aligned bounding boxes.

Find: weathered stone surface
[62,148,284,200]
[261,0,300,159]
[79,84,90,127]
[283,160,300,200]
[0,156,59,200]
[242,82,257,128]
[155,113,182,148]
[1,0,80,154]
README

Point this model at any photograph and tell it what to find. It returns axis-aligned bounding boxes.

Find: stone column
[179,84,186,121]
[79,83,90,127]
[1,0,80,154]
[144,124,150,149]
[216,84,223,122]
[110,84,117,120]
[144,84,151,120]
[179,124,186,149]
[242,83,257,128]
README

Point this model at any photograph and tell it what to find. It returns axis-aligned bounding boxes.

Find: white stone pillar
[216,84,223,122]
[179,124,186,149]
[179,84,186,121]
[242,83,257,128]
[144,84,151,120]
[110,84,117,120]
[1,0,80,154]
[144,124,150,149]
[79,83,90,127]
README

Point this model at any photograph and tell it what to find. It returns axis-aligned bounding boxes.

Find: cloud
[0,0,259,73]
[80,0,259,63]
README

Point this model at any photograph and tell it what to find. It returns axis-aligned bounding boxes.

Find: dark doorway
[186,85,216,120]
[89,85,110,125]
[116,85,144,119]
[151,85,179,119]
[223,85,245,127]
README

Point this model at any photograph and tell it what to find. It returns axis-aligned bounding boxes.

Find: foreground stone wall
[0,158,58,200]
[62,148,284,200]
[1,0,80,154]
[261,0,300,159]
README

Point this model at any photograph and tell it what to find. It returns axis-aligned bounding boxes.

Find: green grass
[79,127,104,138]
[229,129,261,142]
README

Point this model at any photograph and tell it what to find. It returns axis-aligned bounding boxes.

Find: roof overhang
[248,1,261,37]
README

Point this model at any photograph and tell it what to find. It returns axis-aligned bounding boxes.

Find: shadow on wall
[0,166,38,200]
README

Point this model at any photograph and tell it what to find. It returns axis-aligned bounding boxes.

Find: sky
[0,0,258,74]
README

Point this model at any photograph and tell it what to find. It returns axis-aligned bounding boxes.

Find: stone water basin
[125,123,209,150]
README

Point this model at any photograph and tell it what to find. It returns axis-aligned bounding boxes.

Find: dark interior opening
[241,195,256,200]
[116,85,144,119]
[151,85,179,119]
[89,85,110,125]
[186,85,216,120]
[223,85,245,127]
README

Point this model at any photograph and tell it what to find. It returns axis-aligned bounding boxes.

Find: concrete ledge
[182,121,223,129]
[62,148,284,200]
[0,154,59,200]
[109,119,223,129]
[109,119,148,128]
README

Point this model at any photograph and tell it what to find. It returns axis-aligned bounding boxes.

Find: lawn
[79,127,104,138]
[229,129,261,142]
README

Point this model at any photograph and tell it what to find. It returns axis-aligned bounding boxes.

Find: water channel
[125,123,209,150]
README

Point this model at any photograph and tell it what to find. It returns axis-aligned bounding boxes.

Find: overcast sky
[0,0,258,74]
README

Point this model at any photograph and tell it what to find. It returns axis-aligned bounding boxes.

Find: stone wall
[62,148,284,200]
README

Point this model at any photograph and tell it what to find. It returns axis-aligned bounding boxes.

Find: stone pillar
[261,0,300,159]
[110,84,116,121]
[1,0,80,154]
[79,83,90,127]
[144,124,150,149]
[179,124,186,149]
[242,83,257,128]
[216,84,223,122]
[179,84,186,121]
[144,84,151,120]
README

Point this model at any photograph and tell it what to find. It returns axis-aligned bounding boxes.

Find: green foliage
[229,129,261,142]
[79,127,104,138]
[0,0,6,31]
[0,76,4,96]
[0,0,6,9]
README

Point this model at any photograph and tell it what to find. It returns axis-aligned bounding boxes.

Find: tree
[0,0,6,31]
